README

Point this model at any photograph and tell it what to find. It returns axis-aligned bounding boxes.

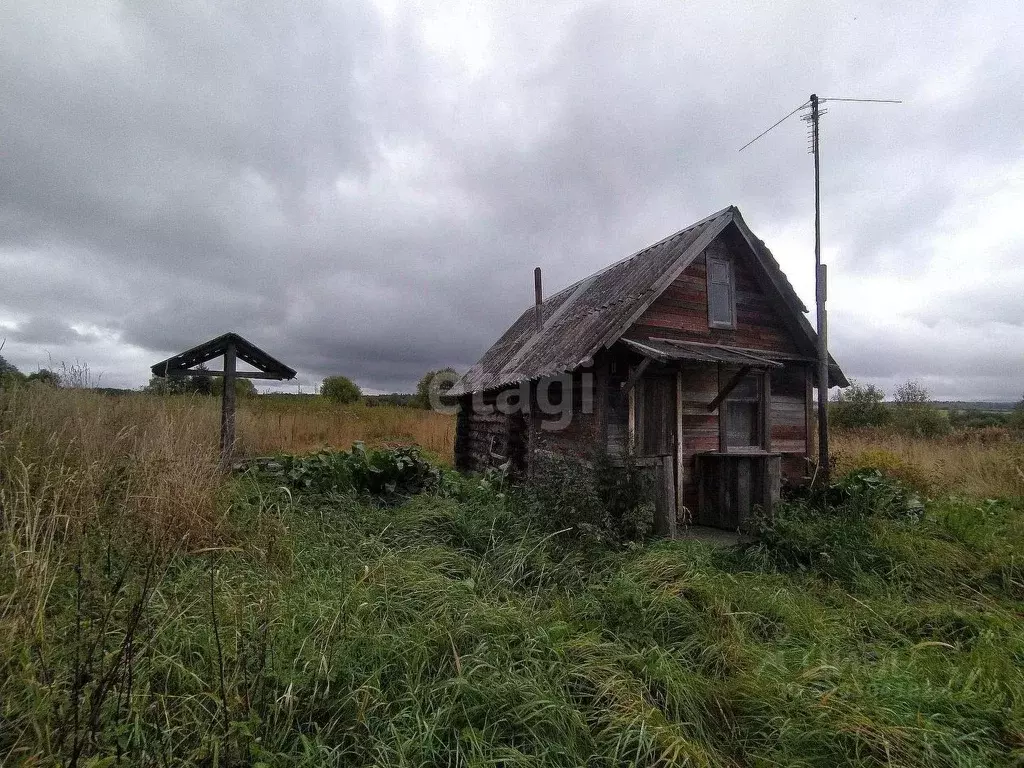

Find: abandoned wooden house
[450,205,848,533]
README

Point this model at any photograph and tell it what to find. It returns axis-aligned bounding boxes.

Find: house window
[707,256,735,328]
[724,373,764,450]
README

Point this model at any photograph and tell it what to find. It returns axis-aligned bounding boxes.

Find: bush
[889,379,951,437]
[744,468,923,584]
[891,403,950,437]
[211,376,256,398]
[522,452,654,545]
[258,443,440,498]
[1010,395,1024,433]
[412,368,459,409]
[0,356,25,390]
[321,375,361,404]
[829,380,890,429]
[25,369,60,387]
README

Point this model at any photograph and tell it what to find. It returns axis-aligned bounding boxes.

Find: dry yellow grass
[236,397,456,461]
[833,427,1024,498]
[0,386,226,550]
[0,388,456,555]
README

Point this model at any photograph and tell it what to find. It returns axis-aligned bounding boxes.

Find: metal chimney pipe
[534,267,543,331]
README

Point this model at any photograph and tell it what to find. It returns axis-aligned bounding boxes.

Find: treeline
[830,379,1024,435]
[1,354,461,412]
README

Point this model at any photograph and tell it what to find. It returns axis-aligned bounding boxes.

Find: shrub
[258,443,440,498]
[891,403,950,437]
[320,375,361,404]
[0,358,25,390]
[889,379,951,437]
[25,369,60,387]
[829,379,890,429]
[413,368,459,409]
[211,376,257,398]
[0,353,20,376]
[744,468,923,583]
[522,452,654,545]
[1010,395,1024,433]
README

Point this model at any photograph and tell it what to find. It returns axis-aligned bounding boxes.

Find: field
[2,386,1023,766]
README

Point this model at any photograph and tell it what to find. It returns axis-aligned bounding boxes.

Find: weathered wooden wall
[623,239,802,354]
[770,363,812,479]
[455,368,601,475]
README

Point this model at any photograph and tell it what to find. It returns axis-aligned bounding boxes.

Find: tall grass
[2,387,1023,765]
[237,396,455,461]
[833,427,1024,498]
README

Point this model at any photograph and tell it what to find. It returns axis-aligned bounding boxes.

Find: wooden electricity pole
[810,93,830,481]
[740,93,901,484]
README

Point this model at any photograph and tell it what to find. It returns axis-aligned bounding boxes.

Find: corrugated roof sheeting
[450,208,732,395]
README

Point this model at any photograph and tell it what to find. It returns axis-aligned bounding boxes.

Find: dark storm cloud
[0,0,1021,398]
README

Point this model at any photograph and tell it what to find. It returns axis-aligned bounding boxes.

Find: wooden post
[675,369,685,532]
[811,93,830,483]
[534,267,543,331]
[220,341,237,468]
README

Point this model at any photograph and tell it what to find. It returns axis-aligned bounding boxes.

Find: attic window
[707,256,735,329]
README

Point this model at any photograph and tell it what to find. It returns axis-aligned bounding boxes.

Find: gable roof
[450,206,847,395]
[151,332,296,379]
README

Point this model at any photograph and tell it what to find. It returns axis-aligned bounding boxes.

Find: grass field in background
[2,386,1023,766]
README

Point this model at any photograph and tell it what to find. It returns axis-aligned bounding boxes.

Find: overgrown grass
[833,427,1024,498]
[2,387,1024,765]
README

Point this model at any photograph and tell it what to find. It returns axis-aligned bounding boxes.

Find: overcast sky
[1,1,1021,399]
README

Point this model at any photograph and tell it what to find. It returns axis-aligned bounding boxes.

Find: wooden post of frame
[220,340,237,468]
[150,332,296,472]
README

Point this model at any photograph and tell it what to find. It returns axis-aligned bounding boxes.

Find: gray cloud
[0,0,1021,399]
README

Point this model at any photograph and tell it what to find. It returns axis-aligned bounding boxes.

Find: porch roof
[621,338,784,368]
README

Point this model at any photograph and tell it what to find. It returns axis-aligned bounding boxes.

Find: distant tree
[212,377,257,398]
[1010,394,1024,432]
[0,354,25,389]
[186,364,213,395]
[26,369,60,387]
[893,380,930,406]
[891,379,950,437]
[321,375,361,404]
[829,380,890,429]
[413,368,458,409]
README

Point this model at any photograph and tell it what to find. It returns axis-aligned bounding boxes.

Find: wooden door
[636,375,677,536]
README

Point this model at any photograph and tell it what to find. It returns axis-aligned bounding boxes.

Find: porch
[608,338,802,535]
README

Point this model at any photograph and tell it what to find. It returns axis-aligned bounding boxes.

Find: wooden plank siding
[623,240,802,354]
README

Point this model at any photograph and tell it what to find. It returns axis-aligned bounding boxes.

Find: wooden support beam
[220,342,237,469]
[707,365,751,413]
[165,370,286,380]
[621,357,654,394]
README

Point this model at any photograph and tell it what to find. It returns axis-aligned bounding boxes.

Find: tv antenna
[740,94,901,483]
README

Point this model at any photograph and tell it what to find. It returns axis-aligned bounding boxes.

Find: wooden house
[449,206,847,533]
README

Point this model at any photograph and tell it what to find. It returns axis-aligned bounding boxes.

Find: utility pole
[740,93,900,485]
[810,93,830,481]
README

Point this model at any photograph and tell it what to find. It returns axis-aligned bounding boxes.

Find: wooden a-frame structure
[151,332,296,466]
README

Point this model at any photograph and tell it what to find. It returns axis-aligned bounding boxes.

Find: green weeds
[3,442,1024,765]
